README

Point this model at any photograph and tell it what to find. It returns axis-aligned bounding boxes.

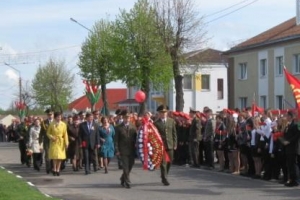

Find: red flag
[283,67,300,119]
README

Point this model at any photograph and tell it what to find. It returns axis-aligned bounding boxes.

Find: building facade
[225,16,300,110]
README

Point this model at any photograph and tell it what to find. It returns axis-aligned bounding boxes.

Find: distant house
[0,114,16,127]
[68,88,127,114]
[127,48,228,113]
[224,4,300,109]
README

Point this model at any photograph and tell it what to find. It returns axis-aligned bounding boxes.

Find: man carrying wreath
[154,105,177,186]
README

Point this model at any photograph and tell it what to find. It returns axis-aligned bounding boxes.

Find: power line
[205,0,253,17]
[0,45,80,57]
[205,0,259,24]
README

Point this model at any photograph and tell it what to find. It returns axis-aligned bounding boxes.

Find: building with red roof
[68,88,127,114]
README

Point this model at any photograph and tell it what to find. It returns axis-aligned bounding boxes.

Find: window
[183,74,192,89]
[294,54,300,74]
[201,74,210,90]
[276,95,284,110]
[260,95,267,109]
[239,97,247,110]
[260,59,267,78]
[239,63,247,80]
[217,79,224,99]
[275,56,283,76]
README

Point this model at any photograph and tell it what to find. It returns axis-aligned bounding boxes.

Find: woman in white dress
[29,118,43,171]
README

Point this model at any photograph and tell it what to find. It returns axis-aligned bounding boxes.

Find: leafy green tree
[152,0,207,111]
[113,0,173,114]
[78,19,117,114]
[31,58,75,113]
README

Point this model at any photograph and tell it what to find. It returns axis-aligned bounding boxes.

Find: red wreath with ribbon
[137,118,170,171]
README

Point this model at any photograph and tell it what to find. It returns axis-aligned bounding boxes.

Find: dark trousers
[263,154,278,180]
[83,147,96,172]
[179,143,190,165]
[190,141,199,166]
[198,141,204,165]
[224,148,229,169]
[19,140,30,165]
[274,151,287,181]
[120,155,135,183]
[43,143,51,173]
[33,153,42,170]
[204,141,214,167]
[286,154,298,182]
[161,150,174,181]
[246,147,255,175]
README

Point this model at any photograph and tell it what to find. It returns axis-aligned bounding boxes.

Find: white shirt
[251,129,256,146]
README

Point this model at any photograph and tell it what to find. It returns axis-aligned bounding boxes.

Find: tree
[113,0,173,114]
[78,19,117,114]
[31,58,75,113]
[152,0,207,111]
[21,80,36,115]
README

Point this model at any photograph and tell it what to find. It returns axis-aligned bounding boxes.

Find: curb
[0,166,53,198]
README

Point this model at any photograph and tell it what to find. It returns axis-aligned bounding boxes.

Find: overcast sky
[0,0,296,109]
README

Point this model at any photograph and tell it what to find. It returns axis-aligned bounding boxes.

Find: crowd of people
[1,105,300,188]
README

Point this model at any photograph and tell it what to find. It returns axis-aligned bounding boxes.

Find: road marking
[16,175,22,178]
[7,170,13,174]
[0,166,5,169]
[27,182,35,187]
[44,193,51,198]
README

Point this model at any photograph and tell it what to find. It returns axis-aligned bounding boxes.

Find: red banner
[283,67,300,119]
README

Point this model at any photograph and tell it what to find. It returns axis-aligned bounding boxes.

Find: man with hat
[78,111,86,123]
[114,110,137,188]
[40,108,54,174]
[154,105,177,186]
[189,107,202,168]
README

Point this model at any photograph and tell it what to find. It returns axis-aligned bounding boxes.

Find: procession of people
[1,104,300,188]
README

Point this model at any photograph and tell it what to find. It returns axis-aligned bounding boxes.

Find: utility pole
[4,62,22,103]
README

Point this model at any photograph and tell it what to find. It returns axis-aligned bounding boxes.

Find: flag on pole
[283,67,300,119]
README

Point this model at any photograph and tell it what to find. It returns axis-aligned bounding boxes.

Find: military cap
[45,108,54,115]
[189,107,197,113]
[120,109,130,117]
[156,105,169,112]
[115,109,121,115]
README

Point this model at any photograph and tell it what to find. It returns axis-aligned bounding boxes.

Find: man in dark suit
[78,112,100,175]
[40,109,54,174]
[282,111,300,187]
[189,108,202,168]
[154,105,177,186]
[114,110,137,189]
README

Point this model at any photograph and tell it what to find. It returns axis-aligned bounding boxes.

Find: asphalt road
[1,142,300,200]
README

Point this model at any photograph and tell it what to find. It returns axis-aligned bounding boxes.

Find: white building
[125,48,228,113]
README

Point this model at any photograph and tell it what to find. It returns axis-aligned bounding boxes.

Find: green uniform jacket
[189,117,202,142]
[154,118,177,150]
[114,123,137,156]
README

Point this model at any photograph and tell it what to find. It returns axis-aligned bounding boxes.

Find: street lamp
[70,18,93,33]
[4,62,22,104]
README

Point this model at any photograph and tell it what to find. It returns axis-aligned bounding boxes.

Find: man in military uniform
[189,108,202,168]
[16,118,30,166]
[114,110,137,189]
[154,105,177,186]
[39,109,54,174]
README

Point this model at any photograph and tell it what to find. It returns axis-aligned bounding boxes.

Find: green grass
[0,168,60,200]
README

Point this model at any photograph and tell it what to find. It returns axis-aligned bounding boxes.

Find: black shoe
[162,179,170,186]
[284,181,299,187]
[52,171,56,176]
[56,172,60,176]
[125,182,131,189]
[46,170,50,174]
[85,171,91,175]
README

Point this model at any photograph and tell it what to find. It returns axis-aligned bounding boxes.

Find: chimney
[297,0,300,25]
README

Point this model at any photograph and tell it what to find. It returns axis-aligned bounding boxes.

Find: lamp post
[4,62,22,104]
[70,18,93,32]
